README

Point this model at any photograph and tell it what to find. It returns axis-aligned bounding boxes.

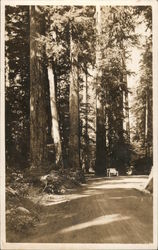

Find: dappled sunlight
[30,176,148,207]
[87,176,147,190]
[45,212,77,220]
[30,194,69,206]
[58,214,130,234]
[108,195,137,200]
[106,177,147,183]
[63,213,77,219]
[89,182,145,190]
[86,176,148,190]
[37,187,115,206]
[35,193,91,206]
[88,176,148,184]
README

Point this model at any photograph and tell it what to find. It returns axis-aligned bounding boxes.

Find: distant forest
[5,5,152,176]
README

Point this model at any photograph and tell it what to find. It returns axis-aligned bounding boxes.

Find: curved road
[10,175,153,243]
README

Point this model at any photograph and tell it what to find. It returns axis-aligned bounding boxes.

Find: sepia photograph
[0,0,158,249]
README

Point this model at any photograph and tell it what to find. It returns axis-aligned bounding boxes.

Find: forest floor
[6,175,153,244]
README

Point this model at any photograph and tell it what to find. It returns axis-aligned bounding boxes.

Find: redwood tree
[30,6,47,168]
[47,61,63,168]
[69,19,80,169]
[95,5,106,175]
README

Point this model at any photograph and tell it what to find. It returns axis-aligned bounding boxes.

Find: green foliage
[132,20,152,163]
[98,6,139,171]
[6,167,40,234]
[42,169,85,194]
[133,6,152,30]
[5,5,152,174]
[131,7,152,173]
[5,6,30,167]
[7,211,37,233]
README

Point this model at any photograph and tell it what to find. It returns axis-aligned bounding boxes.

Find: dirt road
[9,175,153,243]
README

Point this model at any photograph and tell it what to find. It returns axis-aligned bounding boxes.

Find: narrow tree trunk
[125,90,130,142]
[85,68,90,172]
[95,5,106,175]
[5,54,10,87]
[47,63,63,168]
[107,88,112,167]
[69,22,80,169]
[146,87,151,157]
[122,49,130,143]
[30,6,47,168]
[144,93,147,156]
[120,90,124,145]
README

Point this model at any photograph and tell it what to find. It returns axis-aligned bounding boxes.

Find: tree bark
[124,89,130,142]
[145,87,151,158]
[47,63,63,168]
[5,54,10,87]
[30,6,47,168]
[85,68,90,172]
[69,22,80,169]
[122,49,130,143]
[95,5,106,175]
[144,92,147,156]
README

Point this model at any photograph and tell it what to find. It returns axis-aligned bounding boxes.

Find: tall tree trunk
[146,87,151,157]
[144,93,147,156]
[144,87,151,158]
[5,54,10,87]
[124,90,130,142]
[95,5,106,175]
[85,68,90,172]
[145,87,150,157]
[107,88,112,167]
[118,87,124,143]
[47,63,63,168]
[30,6,47,168]
[69,22,80,169]
[122,49,130,143]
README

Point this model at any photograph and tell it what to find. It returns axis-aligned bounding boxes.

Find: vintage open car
[107,168,119,177]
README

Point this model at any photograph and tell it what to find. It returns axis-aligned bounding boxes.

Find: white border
[0,0,156,6]
[1,0,158,249]
[0,0,6,247]
[153,0,158,248]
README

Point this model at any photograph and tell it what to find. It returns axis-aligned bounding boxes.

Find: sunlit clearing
[59,214,130,233]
